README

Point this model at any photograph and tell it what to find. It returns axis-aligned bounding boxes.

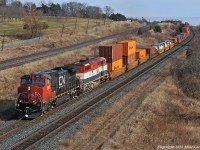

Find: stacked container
[136,49,148,64]
[122,53,135,66]
[152,44,164,54]
[160,41,170,51]
[117,40,136,66]
[177,34,184,42]
[180,33,186,40]
[164,40,174,49]
[99,44,123,71]
[182,27,190,37]
[169,38,178,45]
[174,36,181,43]
[144,47,157,59]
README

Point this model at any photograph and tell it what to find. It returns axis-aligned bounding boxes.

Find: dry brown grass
[58,49,200,149]
[0,21,141,62]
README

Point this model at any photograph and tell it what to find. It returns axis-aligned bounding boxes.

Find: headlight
[19,100,22,103]
[28,86,31,91]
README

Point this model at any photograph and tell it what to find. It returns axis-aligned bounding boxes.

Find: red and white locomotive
[16,57,109,118]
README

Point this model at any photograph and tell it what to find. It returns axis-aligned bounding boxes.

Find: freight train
[16,23,191,118]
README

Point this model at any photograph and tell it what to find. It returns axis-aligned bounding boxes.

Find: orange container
[123,53,135,65]
[135,49,146,59]
[117,40,136,56]
[107,59,123,71]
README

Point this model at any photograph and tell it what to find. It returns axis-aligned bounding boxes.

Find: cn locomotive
[16,23,190,118]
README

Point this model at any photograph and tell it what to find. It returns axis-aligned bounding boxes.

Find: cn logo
[59,75,66,87]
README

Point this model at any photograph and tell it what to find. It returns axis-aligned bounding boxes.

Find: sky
[20,0,199,18]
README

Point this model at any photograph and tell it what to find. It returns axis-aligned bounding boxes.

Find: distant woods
[0,0,129,38]
[0,0,126,21]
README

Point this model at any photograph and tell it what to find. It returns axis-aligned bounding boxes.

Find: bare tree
[11,0,22,7]
[104,6,114,18]
[23,11,49,37]
[0,0,7,6]
[86,6,102,19]
[24,2,36,14]
[62,2,87,17]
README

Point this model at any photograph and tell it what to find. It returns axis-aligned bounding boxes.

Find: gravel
[0,120,16,130]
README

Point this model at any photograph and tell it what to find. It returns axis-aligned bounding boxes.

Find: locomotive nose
[25,106,32,114]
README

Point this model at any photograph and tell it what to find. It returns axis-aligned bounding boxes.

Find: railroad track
[0,120,25,137]
[0,25,150,71]
[75,73,165,150]
[9,29,195,150]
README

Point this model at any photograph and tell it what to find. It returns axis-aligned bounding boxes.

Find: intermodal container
[127,60,138,71]
[177,34,184,41]
[99,44,123,63]
[123,53,135,65]
[117,40,136,56]
[144,47,157,59]
[109,67,126,79]
[107,59,123,71]
[139,55,149,64]
[158,48,165,54]
[174,36,181,43]
[169,38,178,44]
[180,33,186,39]
[182,27,190,33]
[135,49,146,59]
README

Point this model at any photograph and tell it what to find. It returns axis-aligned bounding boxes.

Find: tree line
[0,0,127,21]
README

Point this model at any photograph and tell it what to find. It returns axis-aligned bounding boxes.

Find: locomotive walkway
[0,25,150,71]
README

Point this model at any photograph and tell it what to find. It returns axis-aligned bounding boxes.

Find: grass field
[0,17,112,36]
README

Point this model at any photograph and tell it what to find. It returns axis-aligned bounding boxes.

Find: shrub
[138,28,142,35]
[154,25,162,33]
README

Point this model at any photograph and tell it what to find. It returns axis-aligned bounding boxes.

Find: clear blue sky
[21,0,199,18]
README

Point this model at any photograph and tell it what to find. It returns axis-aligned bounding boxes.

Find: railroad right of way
[0,25,150,71]
[0,29,194,150]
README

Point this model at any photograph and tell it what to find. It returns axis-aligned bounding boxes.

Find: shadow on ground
[0,100,17,121]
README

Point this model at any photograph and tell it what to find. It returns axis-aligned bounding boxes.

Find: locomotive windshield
[32,79,45,86]
[21,78,32,85]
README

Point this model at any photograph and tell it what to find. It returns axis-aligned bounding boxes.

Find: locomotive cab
[16,73,56,118]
